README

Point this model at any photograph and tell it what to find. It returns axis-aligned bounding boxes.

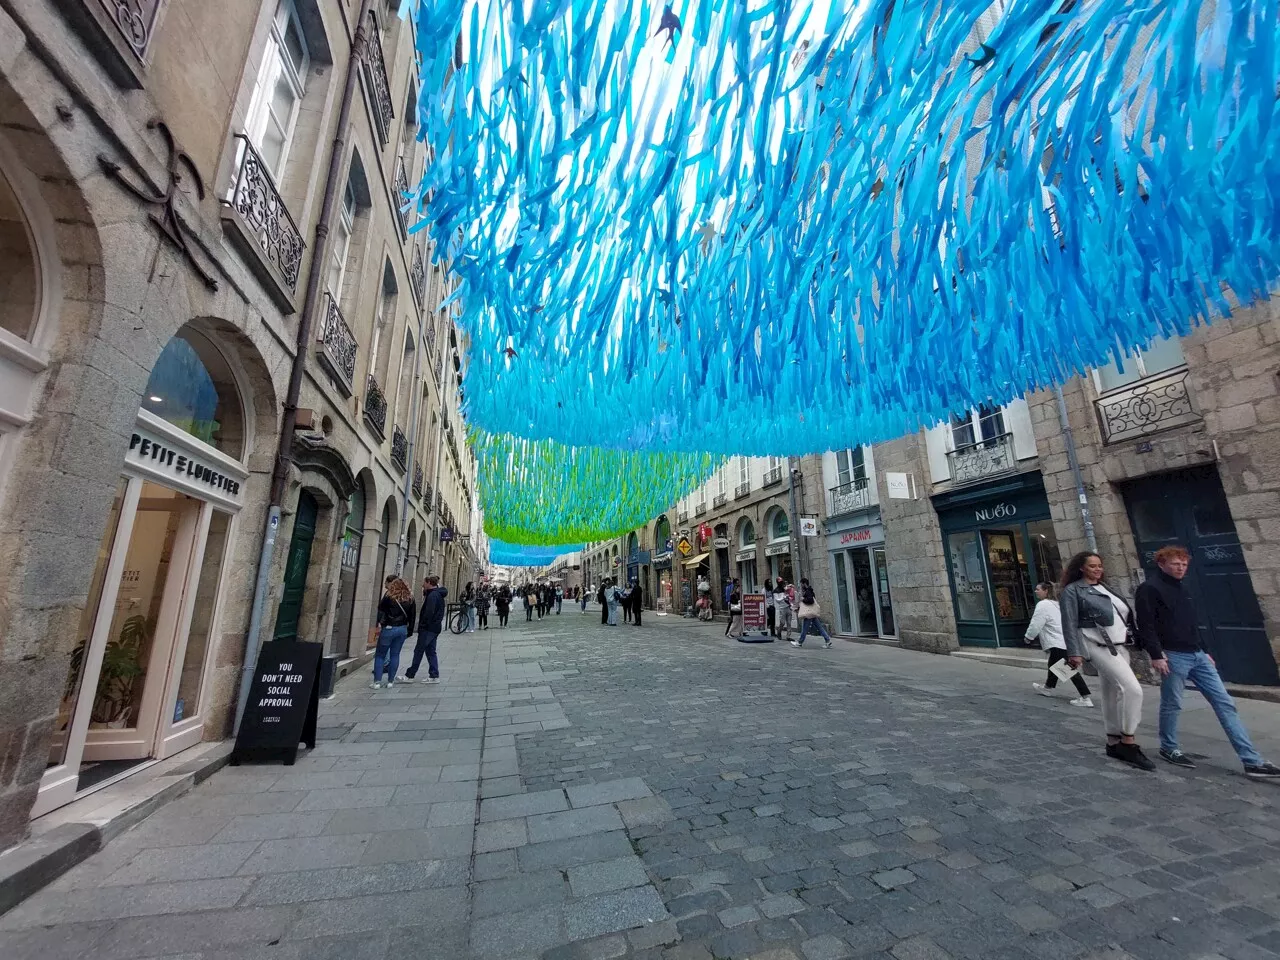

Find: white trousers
[1089,645,1144,737]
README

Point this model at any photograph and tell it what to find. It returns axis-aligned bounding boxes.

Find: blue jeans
[466,606,476,631]
[1159,650,1262,766]
[373,625,408,682]
[405,630,439,679]
[797,618,832,646]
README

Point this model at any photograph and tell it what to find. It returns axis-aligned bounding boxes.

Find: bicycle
[447,602,469,635]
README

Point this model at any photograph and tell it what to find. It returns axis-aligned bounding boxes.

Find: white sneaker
[823,642,833,649]
[385,679,395,688]
[790,640,800,647]
[1071,696,1094,707]
[1032,683,1054,698]
[370,681,382,689]
[424,677,440,684]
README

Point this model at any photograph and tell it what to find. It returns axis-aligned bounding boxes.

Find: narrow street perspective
[5,613,1280,960]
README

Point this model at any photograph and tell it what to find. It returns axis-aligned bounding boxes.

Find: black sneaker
[1244,761,1280,780]
[1114,743,1156,771]
[1105,743,1121,759]
[1160,749,1196,769]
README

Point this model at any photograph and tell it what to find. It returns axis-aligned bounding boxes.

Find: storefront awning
[683,551,710,567]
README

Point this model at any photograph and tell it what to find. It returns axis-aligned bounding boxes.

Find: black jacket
[1135,570,1200,658]
[377,594,415,628]
[418,586,448,633]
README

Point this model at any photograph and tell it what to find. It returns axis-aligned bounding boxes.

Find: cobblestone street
[5,611,1280,960]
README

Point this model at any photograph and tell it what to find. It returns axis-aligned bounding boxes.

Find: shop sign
[677,537,693,556]
[742,593,767,631]
[799,516,819,537]
[765,542,791,557]
[713,537,731,548]
[231,640,322,765]
[735,549,756,561]
[974,502,1017,523]
[840,528,872,544]
[126,420,247,506]
[885,472,913,500]
[440,527,454,541]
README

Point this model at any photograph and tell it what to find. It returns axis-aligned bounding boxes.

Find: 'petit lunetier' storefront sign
[125,415,248,510]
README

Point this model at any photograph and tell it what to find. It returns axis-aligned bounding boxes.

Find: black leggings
[478,612,488,628]
[526,606,534,621]
[1046,647,1092,697]
[499,611,509,626]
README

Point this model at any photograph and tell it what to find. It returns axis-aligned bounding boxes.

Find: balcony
[363,11,395,144]
[394,159,410,239]
[946,433,1016,486]
[223,135,305,312]
[713,493,727,508]
[828,478,872,517]
[413,463,424,499]
[410,244,427,307]
[1095,366,1200,445]
[695,502,707,516]
[422,478,433,506]
[734,482,750,500]
[316,294,358,395]
[391,425,408,473]
[678,510,689,523]
[364,375,388,440]
[763,465,785,487]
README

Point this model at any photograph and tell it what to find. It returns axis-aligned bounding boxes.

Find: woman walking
[763,578,777,638]
[461,582,476,632]
[774,580,795,642]
[598,580,609,625]
[476,588,491,630]
[727,585,744,639]
[1060,552,1154,771]
[1027,581,1093,706]
[606,579,621,626]
[372,576,415,689]
[791,579,833,648]
[495,585,511,627]
[524,583,537,621]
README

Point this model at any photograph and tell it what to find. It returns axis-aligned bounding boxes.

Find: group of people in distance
[519,581,563,620]
[722,576,833,647]
[1025,546,1280,778]
[596,577,644,626]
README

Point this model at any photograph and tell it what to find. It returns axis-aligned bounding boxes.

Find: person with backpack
[372,576,416,688]
[405,576,446,684]
[791,579,833,648]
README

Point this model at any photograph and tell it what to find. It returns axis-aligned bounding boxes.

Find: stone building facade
[0,0,476,848]
[873,302,1280,688]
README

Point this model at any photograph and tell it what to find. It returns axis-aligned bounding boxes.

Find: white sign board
[799,516,819,537]
[885,472,913,500]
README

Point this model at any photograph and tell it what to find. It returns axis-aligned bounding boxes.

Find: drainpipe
[394,322,426,576]
[1054,384,1098,553]
[424,307,452,572]
[236,0,375,736]
[787,456,806,582]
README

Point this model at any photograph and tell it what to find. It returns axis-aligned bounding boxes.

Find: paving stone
[569,856,651,897]
[476,817,530,853]
[802,934,854,960]
[519,831,637,872]
[481,788,569,821]
[567,777,654,808]
[470,904,566,960]
[528,805,626,843]
[758,894,807,919]
[890,936,953,960]
[617,796,676,828]
[718,905,761,927]
[564,887,671,941]
[474,869,569,917]
[872,868,917,891]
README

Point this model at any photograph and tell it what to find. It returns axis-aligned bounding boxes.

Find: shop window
[0,166,39,342]
[950,405,1005,450]
[175,510,232,723]
[246,0,310,181]
[836,447,866,486]
[1024,519,1063,586]
[1096,334,1186,392]
[739,518,756,547]
[947,530,991,621]
[769,509,789,541]
[142,329,245,458]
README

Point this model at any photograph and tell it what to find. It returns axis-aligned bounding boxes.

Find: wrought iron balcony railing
[946,432,1016,486]
[316,293,358,395]
[763,465,785,487]
[410,244,427,306]
[223,135,305,311]
[394,159,410,238]
[678,511,689,523]
[364,375,388,440]
[413,463,424,499]
[66,0,162,86]
[695,502,707,516]
[828,478,871,517]
[390,425,408,473]
[1095,366,1200,445]
[734,482,750,500]
[363,11,395,144]
[713,493,727,508]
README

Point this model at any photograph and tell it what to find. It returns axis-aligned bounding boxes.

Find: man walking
[406,576,447,684]
[1138,546,1280,778]
[630,580,644,626]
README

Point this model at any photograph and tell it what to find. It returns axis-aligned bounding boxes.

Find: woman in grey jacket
[1060,552,1155,771]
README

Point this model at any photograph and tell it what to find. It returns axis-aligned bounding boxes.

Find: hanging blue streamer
[404,0,1280,454]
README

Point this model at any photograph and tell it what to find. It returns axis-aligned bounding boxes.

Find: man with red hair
[1136,545,1279,779]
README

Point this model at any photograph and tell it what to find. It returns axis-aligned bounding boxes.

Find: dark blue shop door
[1123,466,1277,686]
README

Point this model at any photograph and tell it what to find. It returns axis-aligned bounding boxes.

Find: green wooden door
[274,491,318,640]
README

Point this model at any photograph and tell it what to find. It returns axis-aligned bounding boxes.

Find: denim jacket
[1060,580,1133,659]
